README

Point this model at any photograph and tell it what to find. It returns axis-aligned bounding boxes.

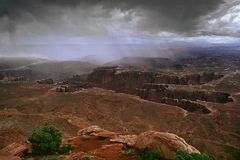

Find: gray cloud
[200,0,240,37]
[0,0,239,60]
[0,0,226,36]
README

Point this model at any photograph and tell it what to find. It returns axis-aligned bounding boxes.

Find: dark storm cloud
[104,0,226,34]
[0,0,225,35]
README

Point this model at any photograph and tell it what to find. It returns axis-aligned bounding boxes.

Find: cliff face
[136,87,211,114]
[137,83,233,114]
[88,67,232,114]
[138,83,233,103]
[88,67,224,88]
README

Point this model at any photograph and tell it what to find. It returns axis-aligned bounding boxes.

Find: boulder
[77,126,105,136]
[77,125,118,138]
[134,131,200,159]
[92,130,119,138]
[110,135,138,147]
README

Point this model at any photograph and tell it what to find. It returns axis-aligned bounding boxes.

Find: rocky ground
[0,54,240,160]
[0,125,201,160]
[0,76,240,159]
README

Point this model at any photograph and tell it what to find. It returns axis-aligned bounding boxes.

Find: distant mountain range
[0,57,98,80]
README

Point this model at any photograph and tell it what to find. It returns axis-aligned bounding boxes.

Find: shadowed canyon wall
[88,67,232,114]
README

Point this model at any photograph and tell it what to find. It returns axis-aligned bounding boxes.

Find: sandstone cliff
[88,67,224,88]
[88,67,232,114]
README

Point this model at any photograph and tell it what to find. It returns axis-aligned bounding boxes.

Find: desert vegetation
[174,150,212,160]
[28,124,74,158]
[29,124,62,155]
[139,150,159,160]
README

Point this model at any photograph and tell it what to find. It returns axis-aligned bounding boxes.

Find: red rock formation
[77,125,119,138]
[88,67,223,87]
[136,83,233,113]
[110,135,138,147]
[158,98,211,114]
[135,131,200,159]
[64,126,200,160]
[88,66,120,84]
[0,143,28,156]
[88,67,230,114]
[138,83,233,104]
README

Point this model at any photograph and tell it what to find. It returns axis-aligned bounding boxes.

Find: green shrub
[191,153,212,160]
[28,124,62,155]
[58,144,74,154]
[139,151,159,160]
[174,150,194,160]
[174,150,211,160]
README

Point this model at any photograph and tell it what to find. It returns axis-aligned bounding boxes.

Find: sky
[0,0,239,61]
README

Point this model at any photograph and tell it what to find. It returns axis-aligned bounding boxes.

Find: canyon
[0,54,240,160]
[87,66,233,114]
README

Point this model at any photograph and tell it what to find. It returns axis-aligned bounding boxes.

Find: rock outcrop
[136,83,233,114]
[77,125,119,138]
[0,126,202,160]
[0,143,28,157]
[160,98,211,114]
[88,66,224,88]
[134,131,200,159]
[172,89,231,103]
[88,67,232,114]
[77,125,107,135]
[135,83,234,113]
[64,126,200,160]
[110,135,138,147]
[56,85,71,92]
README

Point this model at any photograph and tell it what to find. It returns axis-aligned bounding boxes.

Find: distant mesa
[88,66,224,86]
[87,66,233,114]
